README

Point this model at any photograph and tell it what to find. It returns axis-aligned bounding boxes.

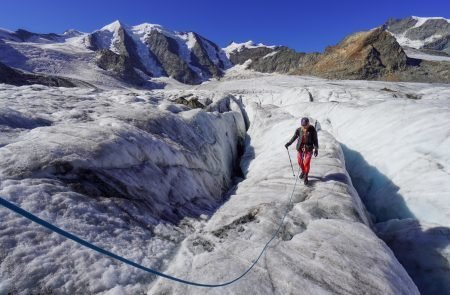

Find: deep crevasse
[149,101,418,294]
[191,73,450,294]
[0,85,246,294]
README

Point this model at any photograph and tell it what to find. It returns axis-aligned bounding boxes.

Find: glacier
[190,70,450,294]
[0,84,247,294]
[0,67,449,294]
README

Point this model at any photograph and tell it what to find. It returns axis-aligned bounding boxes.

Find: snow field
[189,71,450,294]
[0,85,246,294]
[1,69,448,294]
[149,101,417,294]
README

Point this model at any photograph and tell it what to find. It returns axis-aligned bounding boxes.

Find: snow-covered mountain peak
[0,28,17,41]
[385,16,450,56]
[0,27,14,34]
[224,40,277,56]
[100,20,125,32]
[70,20,231,83]
[62,29,85,38]
[131,22,165,34]
[89,22,126,55]
[131,23,200,47]
[1,15,450,295]
[411,16,450,27]
[130,22,184,43]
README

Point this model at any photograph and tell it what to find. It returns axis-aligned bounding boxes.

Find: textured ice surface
[2,69,448,294]
[188,71,450,294]
[0,85,246,294]
[150,101,417,294]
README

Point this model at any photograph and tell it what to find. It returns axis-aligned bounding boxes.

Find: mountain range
[0,16,449,88]
[1,15,450,295]
[386,16,450,55]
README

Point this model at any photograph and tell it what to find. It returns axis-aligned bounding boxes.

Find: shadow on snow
[340,143,450,295]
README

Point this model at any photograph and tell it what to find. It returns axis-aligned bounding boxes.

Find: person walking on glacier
[285,117,319,185]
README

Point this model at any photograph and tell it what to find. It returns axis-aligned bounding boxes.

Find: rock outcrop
[385,16,450,55]
[0,62,79,87]
[87,22,153,77]
[95,49,147,86]
[0,21,231,86]
[227,27,449,83]
[143,29,199,83]
[297,28,408,80]
[0,18,448,86]
[85,21,231,84]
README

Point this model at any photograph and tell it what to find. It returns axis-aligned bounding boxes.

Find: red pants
[297,150,313,174]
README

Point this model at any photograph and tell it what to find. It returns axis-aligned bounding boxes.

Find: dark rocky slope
[227,28,450,83]
[385,16,450,55]
[0,62,82,87]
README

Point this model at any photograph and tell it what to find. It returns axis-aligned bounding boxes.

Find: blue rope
[0,168,300,287]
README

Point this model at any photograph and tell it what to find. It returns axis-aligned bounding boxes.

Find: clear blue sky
[1,0,449,52]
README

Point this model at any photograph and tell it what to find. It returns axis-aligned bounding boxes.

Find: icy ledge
[190,74,450,294]
[149,102,418,294]
[0,85,246,294]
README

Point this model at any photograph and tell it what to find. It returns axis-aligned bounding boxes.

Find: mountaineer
[285,117,319,185]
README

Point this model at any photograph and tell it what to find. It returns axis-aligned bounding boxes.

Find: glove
[284,143,289,149]
[314,149,318,157]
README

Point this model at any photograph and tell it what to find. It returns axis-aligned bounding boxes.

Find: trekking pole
[286,148,295,177]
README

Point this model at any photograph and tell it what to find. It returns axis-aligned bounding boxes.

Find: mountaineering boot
[304,174,309,185]
[299,171,305,179]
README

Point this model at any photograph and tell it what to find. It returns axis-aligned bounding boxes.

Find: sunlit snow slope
[189,70,450,294]
[1,67,448,294]
[150,98,417,295]
[0,85,246,294]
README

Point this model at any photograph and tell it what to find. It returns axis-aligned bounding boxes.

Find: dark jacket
[287,125,319,152]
